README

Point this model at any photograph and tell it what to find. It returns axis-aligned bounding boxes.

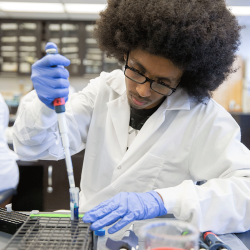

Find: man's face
[125,49,184,109]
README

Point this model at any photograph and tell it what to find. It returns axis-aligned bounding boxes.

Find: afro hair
[94,0,242,103]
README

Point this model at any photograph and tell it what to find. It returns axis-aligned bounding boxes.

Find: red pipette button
[53,98,65,106]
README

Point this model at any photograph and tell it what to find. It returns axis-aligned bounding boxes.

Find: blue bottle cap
[94,228,105,236]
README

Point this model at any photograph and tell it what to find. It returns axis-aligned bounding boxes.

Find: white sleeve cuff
[154,180,194,214]
[155,188,180,213]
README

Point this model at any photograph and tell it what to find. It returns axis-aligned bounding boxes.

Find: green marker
[181,230,190,236]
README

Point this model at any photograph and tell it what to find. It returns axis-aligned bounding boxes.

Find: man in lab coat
[0,94,19,207]
[13,0,250,234]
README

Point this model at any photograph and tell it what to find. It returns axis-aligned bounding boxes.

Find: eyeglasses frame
[124,52,178,96]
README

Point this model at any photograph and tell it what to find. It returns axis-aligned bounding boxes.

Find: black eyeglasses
[124,52,178,96]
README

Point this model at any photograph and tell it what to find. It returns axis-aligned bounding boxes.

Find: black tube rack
[3,216,93,250]
[0,208,28,234]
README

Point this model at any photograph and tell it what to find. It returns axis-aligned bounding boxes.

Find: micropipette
[203,232,232,250]
[46,46,79,220]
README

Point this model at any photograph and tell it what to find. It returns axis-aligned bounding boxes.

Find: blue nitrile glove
[83,191,167,234]
[31,42,71,109]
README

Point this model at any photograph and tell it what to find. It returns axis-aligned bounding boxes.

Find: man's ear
[124,54,127,62]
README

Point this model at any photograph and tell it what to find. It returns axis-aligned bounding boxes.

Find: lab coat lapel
[107,93,130,155]
[105,70,129,155]
[105,72,191,181]
[119,106,167,166]
[118,88,190,169]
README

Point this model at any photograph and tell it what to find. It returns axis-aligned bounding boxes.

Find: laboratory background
[0,0,249,212]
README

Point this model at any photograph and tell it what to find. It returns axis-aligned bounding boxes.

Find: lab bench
[8,143,85,212]
[0,214,250,250]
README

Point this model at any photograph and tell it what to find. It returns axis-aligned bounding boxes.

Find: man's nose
[136,81,151,97]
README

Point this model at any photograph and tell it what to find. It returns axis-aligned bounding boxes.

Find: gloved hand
[83,191,167,234]
[31,42,71,109]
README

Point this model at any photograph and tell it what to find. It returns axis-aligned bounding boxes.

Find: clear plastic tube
[70,187,79,220]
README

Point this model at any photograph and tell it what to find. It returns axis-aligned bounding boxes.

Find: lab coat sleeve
[0,94,19,191]
[13,77,101,161]
[155,106,250,234]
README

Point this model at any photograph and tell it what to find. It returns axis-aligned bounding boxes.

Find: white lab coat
[13,70,250,234]
[0,94,19,192]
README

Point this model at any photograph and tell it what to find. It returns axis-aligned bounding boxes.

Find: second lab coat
[0,94,19,192]
[13,70,250,234]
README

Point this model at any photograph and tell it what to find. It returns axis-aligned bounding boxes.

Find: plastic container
[140,220,199,250]
[69,187,79,220]
[95,229,109,250]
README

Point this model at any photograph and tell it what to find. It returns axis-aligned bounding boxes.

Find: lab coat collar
[161,88,190,111]
[104,69,126,96]
[104,69,190,111]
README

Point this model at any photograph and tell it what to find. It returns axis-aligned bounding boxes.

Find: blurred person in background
[4,84,75,143]
[0,93,19,208]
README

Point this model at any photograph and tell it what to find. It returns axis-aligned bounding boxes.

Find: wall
[237,24,250,61]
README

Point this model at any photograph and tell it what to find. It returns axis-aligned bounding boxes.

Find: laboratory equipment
[5,203,12,212]
[46,45,75,188]
[94,228,105,237]
[95,228,107,250]
[198,239,209,250]
[106,224,139,250]
[0,207,28,234]
[3,215,93,250]
[70,187,79,220]
[202,232,232,250]
[46,43,78,220]
[29,213,84,219]
[140,220,199,250]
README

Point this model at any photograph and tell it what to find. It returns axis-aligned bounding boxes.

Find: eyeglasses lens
[151,82,173,95]
[125,68,145,83]
[125,68,173,96]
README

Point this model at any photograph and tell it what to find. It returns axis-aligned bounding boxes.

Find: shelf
[1,19,121,77]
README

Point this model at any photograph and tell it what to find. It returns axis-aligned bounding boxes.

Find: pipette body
[203,232,232,250]
[46,47,78,220]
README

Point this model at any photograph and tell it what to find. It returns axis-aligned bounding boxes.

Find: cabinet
[9,143,85,212]
[45,21,84,76]
[0,21,41,75]
[0,19,121,76]
[83,23,103,74]
[231,113,250,150]
[43,150,84,211]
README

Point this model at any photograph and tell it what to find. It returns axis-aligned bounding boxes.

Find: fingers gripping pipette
[46,44,79,220]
